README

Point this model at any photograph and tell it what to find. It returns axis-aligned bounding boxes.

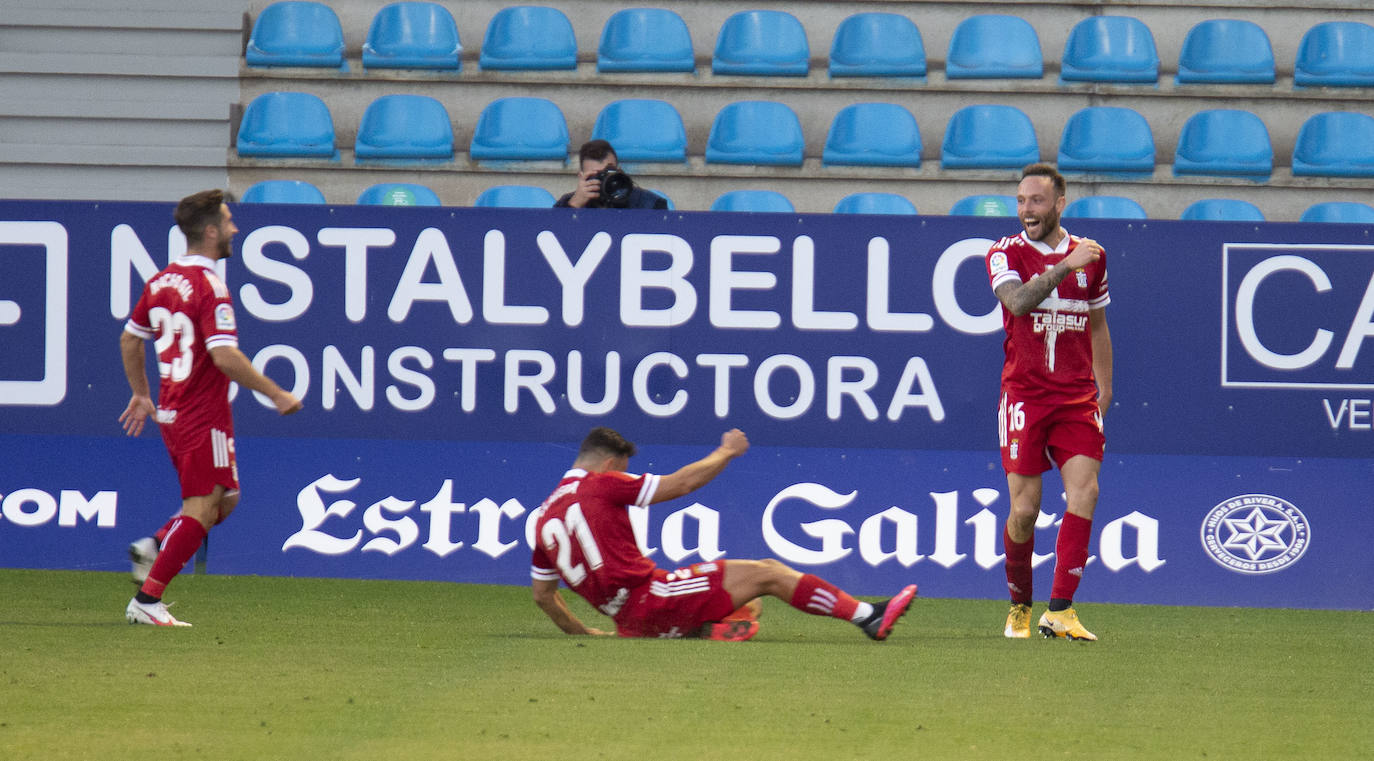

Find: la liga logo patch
[1200,494,1310,575]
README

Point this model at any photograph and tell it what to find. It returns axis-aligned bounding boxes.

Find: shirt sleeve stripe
[531,566,560,581]
[636,473,660,506]
[124,322,153,340]
[205,334,238,350]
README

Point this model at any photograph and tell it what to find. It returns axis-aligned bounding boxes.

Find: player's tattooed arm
[995,263,1070,316]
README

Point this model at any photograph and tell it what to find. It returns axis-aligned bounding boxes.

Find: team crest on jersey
[1009,439,1020,460]
[215,302,236,331]
[1075,269,1087,288]
[989,251,1009,276]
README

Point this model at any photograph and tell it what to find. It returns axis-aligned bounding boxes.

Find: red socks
[1003,524,1034,605]
[789,574,860,621]
[1051,512,1092,603]
[152,515,178,545]
[139,516,207,600]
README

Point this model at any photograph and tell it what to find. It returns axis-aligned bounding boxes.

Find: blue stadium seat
[712,10,809,76]
[598,8,695,73]
[1060,16,1159,84]
[1057,106,1154,174]
[710,190,795,213]
[1292,112,1374,177]
[1180,199,1265,221]
[236,92,338,159]
[245,1,347,70]
[940,105,1038,169]
[822,103,921,168]
[354,94,454,162]
[705,101,804,166]
[945,15,1043,79]
[1176,19,1274,85]
[357,183,442,206]
[1173,109,1272,178]
[469,97,570,163]
[949,195,1016,216]
[1300,202,1374,223]
[828,12,926,78]
[479,6,577,70]
[1062,196,1148,219]
[833,193,917,215]
[590,100,688,163]
[239,180,327,204]
[473,185,557,208]
[1295,22,1374,88]
[362,2,462,71]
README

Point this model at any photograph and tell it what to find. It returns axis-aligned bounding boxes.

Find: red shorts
[998,392,1104,475]
[612,562,737,639]
[160,422,238,499]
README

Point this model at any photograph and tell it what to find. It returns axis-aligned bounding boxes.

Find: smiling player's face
[1016,176,1065,242]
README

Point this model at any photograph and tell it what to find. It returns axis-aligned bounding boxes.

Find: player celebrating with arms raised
[531,427,917,642]
[120,189,301,627]
[985,163,1113,641]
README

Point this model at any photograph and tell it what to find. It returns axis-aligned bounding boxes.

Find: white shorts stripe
[211,428,230,469]
[650,578,712,598]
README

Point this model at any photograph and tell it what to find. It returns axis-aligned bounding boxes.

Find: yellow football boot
[1004,603,1032,638]
[1037,607,1097,641]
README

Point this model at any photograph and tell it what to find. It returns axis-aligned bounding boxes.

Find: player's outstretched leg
[858,584,918,641]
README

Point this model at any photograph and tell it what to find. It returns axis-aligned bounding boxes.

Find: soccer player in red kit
[985,163,1114,641]
[531,427,918,641]
[120,189,301,627]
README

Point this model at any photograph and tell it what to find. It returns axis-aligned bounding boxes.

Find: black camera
[589,168,635,208]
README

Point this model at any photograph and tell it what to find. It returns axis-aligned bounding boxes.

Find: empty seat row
[246,3,1374,87]
[238,179,1374,223]
[236,92,1374,180]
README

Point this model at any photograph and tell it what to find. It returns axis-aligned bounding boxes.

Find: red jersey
[530,468,662,617]
[985,230,1109,405]
[124,255,238,433]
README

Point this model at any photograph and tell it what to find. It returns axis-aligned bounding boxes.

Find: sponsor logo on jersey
[1200,494,1310,575]
[989,251,1009,276]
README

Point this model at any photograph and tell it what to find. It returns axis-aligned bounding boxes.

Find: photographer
[554,140,668,210]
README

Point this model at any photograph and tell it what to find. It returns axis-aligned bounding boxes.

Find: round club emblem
[1200,494,1310,575]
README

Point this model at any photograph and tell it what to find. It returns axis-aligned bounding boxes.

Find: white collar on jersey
[176,254,219,270]
[1019,227,1074,254]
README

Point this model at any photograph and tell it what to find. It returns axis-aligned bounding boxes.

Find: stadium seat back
[1300,202,1374,223]
[598,8,695,72]
[1061,16,1159,83]
[363,2,462,70]
[710,190,795,212]
[469,97,570,162]
[1062,196,1148,219]
[828,13,926,78]
[239,180,327,204]
[1173,109,1272,178]
[355,94,454,161]
[823,103,921,168]
[940,105,1038,169]
[712,10,809,76]
[474,185,557,208]
[246,1,347,70]
[949,195,1016,216]
[1057,106,1154,173]
[1176,19,1274,84]
[479,6,577,70]
[705,101,805,166]
[236,92,338,159]
[1295,22,1374,87]
[946,15,1043,79]
[357,183,442,206]
[1292,112,1374,177]
[1180,199,1265,221]
[591,100,688,163]
[833,193,917,215]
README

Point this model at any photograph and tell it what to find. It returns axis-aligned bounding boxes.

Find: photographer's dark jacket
[553,188,669,210]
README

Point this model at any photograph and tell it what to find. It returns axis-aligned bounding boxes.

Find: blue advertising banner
[0,200,1370,609]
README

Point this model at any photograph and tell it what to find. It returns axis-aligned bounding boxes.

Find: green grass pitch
[1,569,1369,760]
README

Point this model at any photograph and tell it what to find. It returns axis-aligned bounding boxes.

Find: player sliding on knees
[530,427,917,642]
